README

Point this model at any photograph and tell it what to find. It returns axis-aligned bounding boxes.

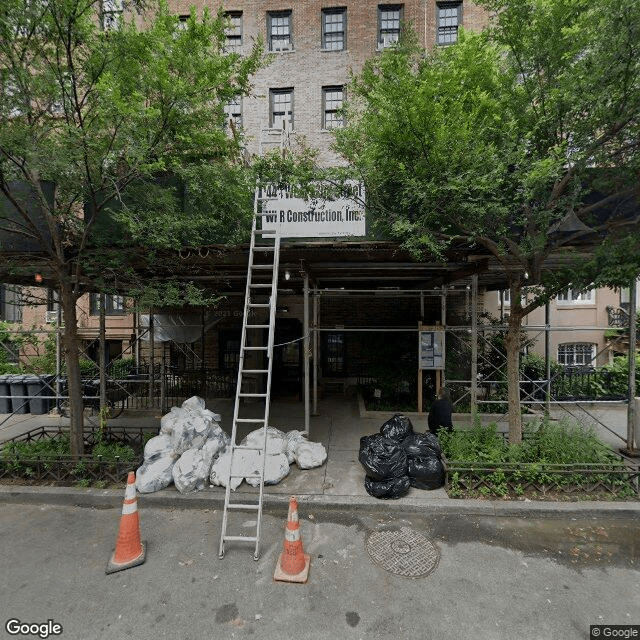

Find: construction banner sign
[260,181,366,238]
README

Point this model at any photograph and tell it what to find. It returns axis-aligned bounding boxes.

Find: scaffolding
[0,278,638,453]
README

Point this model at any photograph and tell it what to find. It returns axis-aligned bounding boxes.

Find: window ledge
[320,48,347,53]
[269,48,295,54]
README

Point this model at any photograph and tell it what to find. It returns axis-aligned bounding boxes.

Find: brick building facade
[166,0,488,164]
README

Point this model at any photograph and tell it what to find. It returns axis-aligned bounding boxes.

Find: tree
[335,0,640,443]
[0,0,263,455]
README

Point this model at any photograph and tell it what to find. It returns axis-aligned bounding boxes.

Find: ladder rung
[243,346,268,351]
[251,265,274,270]
[253,247,275,252]
[233,445,266,451]
[254,229,277,235]
[249,284,273,288]
[239,393,268,398]
[226,503,260,511]
[241,369,269,373]
[223,535,258,543]
[245,325,269,329]
[248,303,270,308]
[235,418,268,423]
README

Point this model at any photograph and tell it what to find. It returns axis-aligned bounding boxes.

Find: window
[437,2,462,45]
[89,293,125,316]
[269,88,293,129]
[322,8,346,50]
[557,287,594,305]
[219,331,240,372]
[378,4,403,49]
[224,97,242,128]
[557,343,596,368]
[225,11,243,50]
[0,284,22,323]
[268,10,292,51]
[177,15,190,30]
[322,333,345,376]
[322,86,344,129]
[101,0,123,30]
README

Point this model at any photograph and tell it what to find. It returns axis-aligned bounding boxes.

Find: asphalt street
[0,501,638,640]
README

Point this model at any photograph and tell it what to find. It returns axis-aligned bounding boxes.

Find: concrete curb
[1,484,638,519]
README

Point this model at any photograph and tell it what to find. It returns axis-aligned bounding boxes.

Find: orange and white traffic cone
[274,496,310,583]
[106,471,146,574]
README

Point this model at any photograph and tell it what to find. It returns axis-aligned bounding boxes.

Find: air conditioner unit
[45,310,58,324]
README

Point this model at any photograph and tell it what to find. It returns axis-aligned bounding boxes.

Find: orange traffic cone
[274,496,310,583]
[106,471,146,574]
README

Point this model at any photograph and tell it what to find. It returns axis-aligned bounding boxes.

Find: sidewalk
[1,396,639,518]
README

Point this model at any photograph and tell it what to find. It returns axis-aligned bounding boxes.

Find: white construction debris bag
[245,452,290,487]
[143,434,175,462]
[285,430,307,463]
[295,440,327,469]
[241,427,288,455]
[208,424,231,453]
[209,447,261,491]
[172,448,209,494]
[181,395,206,412]
[159,406,183,437]
[136,455,176,493]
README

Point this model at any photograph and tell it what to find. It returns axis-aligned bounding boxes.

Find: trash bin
[0,375,11,414]
[8,374,28,414]
[25,374,54,415]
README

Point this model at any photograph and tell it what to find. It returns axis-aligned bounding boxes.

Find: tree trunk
[505,312,523,444]
[60,281,85,457]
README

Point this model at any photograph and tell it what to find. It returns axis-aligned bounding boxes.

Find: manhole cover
[365,527,440,578]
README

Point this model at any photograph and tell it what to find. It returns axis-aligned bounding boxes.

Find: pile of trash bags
[136,396,327,494]
[358,413,445,499]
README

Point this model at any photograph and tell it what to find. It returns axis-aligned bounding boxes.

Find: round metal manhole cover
[365,527,440,579]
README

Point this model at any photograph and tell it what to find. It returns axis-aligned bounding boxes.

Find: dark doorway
[272,318,302,398]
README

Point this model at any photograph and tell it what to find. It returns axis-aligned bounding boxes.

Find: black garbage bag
[380,414,414,441]
[358,434,408,481]
[364,474,411,499]
[407,456,445,490]
[402,432,441,459]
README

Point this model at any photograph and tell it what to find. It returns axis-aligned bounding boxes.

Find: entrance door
[271,318,302,398]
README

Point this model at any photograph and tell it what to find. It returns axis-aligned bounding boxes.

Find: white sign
[419,330,445,370]
[260,181,365,238]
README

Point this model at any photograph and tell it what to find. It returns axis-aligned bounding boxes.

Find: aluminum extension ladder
[218,190,281,560]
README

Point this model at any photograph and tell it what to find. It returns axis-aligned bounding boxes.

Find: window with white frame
[322,86,344,129]
[378,4,402,49]
[322,8,346,50]
[557,343,596,368]
[557,287,594,305]
[101,0,123,30]
[269,88,293,129]
[89,293,125,316]
[268,10,293,51]
[224,97,242,128]
[436,2,462,45]
[225,11,243,50]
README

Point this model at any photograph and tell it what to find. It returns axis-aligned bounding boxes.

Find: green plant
[92,442,136,463]
[108,357,135,380]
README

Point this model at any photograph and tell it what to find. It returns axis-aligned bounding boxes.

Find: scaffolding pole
[626,279,638,454]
